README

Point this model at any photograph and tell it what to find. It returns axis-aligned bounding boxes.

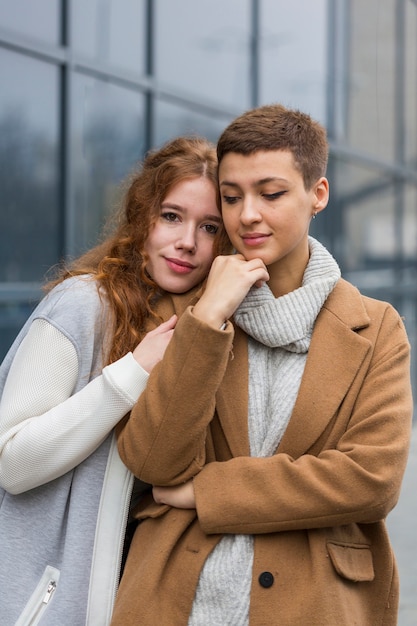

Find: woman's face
[144,176,222,294]
[219,149,328,296]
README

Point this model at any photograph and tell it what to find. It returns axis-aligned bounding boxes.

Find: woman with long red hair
[0,135,230,626]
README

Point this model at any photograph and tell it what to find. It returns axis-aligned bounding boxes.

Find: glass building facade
[0,0,416,404]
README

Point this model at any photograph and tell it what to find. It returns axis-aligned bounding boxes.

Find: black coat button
[258,571,274,588]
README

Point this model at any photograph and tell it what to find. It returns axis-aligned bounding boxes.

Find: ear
[312,177,329,215]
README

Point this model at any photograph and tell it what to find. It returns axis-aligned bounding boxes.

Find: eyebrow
[203,214,222,223]
[220,176,289,187]
[161,202,222,223]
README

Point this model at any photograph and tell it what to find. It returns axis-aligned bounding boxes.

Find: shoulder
[325,278,409,346]
[36,275,106,327]
[43,275,103,309]
[3,276,107,367]
[38,276,111,357]
[325,278,399,320]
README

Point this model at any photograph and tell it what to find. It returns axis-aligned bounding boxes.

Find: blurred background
[0,1,416,621]
[0,0,416,381]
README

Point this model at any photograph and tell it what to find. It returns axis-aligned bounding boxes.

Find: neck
[267,262,308,298]
[266,241,310,297]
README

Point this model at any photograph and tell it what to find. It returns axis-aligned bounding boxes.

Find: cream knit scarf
[188,238,341,626]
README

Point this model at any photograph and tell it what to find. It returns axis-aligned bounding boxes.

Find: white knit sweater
[0,293,148,494]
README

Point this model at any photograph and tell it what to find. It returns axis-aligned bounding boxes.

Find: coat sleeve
[117,307,234,485]
[193,305,413,534]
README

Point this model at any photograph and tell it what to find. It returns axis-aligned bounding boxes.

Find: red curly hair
[47,136,231,364]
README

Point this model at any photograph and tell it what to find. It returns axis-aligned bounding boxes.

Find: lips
[165,257,196,274]
[241,233,270,246]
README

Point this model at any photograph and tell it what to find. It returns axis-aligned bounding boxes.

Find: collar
[233,237,341,352]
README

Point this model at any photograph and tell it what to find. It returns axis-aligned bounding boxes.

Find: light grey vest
[0,277,114,625]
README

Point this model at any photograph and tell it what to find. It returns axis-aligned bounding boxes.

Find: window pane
[402,185,417,260]
[340,175,415,314]
[72,75,145,256]
[71,0,146,74]
[348,0,396,160]
[0,48,60,282]
[405,0,417,166]
[0,0,60,45]
[260,0,327,122]
[153,99,231,147]
[332,158,398,273]
[155,0,251,109]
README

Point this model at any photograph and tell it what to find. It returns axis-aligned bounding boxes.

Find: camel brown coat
[112,279,413,626]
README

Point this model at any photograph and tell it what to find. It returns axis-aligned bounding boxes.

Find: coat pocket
[15,565,60,626]
[327,541,375,582]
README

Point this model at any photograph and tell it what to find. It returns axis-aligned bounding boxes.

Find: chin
[165,280,195,294]
[242,250,269,263]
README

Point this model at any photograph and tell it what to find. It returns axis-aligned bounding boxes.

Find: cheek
[143,233,160,275]
[144,225,163,256]
[220,215,237,243]
[199,239,216,268]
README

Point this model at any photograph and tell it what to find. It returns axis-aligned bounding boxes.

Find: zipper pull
[43,581,57,604]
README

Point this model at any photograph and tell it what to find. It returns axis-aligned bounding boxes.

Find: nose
[175,224,197,252]
[240,196,262,225]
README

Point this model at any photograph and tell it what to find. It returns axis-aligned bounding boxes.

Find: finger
[152,485,162,502]
[153,315,178,333]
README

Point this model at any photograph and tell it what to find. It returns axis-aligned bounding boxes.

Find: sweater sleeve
[0,318,149,494]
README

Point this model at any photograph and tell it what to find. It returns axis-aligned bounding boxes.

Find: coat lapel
[277,304,370,457]
[216,280,372,460]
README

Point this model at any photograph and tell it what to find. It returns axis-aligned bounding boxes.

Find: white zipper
[15,565,60,626]
[42,580,57,605]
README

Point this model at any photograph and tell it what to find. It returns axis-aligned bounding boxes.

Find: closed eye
[222,195,240,205]
[262,191,287,201]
